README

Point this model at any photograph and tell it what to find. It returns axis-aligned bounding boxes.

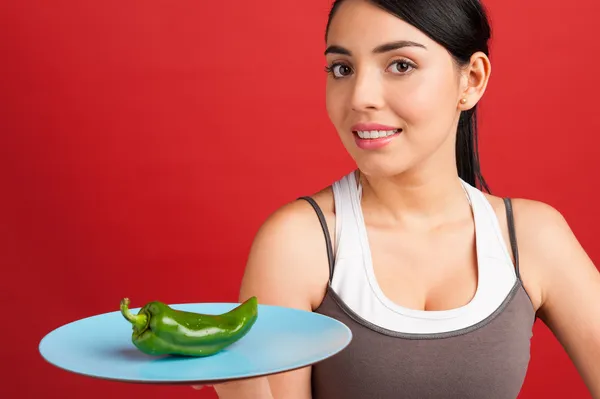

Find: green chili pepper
[119,296,258,357]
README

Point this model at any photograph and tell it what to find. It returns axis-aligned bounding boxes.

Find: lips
[351,122,400,132]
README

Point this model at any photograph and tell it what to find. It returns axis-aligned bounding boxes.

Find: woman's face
[325,0,475,178]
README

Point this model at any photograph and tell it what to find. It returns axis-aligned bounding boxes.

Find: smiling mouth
[353,129,402,139]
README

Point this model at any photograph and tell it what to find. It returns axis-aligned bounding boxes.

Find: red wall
[3,1,599,398]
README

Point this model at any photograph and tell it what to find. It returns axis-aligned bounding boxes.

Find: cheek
[325,84,343,125]
[325,84,352,142]
[389,72,458,142]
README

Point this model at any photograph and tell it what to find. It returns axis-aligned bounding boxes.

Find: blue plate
[39,302,352,384]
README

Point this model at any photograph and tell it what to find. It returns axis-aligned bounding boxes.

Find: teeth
[356,130,398,139]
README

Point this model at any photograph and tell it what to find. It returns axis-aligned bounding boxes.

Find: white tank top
[329,171,518,334]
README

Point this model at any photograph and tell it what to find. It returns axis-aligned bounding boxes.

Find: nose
[350,68,385,111]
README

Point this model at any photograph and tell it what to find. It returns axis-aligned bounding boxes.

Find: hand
[191,377,273,398]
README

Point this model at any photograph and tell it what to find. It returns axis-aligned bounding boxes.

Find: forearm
[214,377,274,399]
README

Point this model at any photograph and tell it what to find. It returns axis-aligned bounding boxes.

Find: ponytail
[456,106,490,193]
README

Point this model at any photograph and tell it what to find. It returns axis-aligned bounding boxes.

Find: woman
[196,0,600,397]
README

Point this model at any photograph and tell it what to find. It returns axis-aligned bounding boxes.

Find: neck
[357,164,472,228]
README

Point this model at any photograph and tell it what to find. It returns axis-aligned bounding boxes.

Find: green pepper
[119,296,258,357]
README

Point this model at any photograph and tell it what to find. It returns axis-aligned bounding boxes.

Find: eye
[325,63,353,79]
[387,60,416,74]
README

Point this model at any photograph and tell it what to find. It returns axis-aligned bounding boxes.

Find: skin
[194,0,600,397]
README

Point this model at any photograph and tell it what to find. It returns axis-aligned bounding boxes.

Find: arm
[514,199,600,397]
[215,199,332,399]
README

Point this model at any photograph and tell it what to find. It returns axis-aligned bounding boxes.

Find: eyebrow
[324,40,427,56]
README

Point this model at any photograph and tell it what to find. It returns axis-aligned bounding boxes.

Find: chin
[353,156,413,179]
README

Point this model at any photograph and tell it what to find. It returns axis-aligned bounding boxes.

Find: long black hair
[325,0,492,193]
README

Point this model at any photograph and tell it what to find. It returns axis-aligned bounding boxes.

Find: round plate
[39,302,352,384]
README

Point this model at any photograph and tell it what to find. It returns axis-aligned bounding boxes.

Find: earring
[460,98,468,104]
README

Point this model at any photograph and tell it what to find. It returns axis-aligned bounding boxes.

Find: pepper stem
[120,298,148,329]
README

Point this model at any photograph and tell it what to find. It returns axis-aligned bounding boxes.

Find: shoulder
[484,193,590,311]
[508,198,597,307]
[250,186,336,261]
[496,196,574,262]
[257,187,335,239]
[490,195,571,242]
[484,192,567,227]
[238,186,336,311]
[483,193,572,256]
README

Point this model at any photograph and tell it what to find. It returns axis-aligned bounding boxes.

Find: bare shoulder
[484,193,597,312]
[238,186,336,312]
[485,194,572,247]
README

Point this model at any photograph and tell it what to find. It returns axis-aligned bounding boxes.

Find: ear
[457,51,491,110]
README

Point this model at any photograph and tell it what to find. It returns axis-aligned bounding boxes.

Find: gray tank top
[298,195,536,399]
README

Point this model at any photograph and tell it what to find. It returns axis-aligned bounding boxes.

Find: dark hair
[325,0,492,193]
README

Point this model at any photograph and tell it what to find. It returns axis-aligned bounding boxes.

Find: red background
[3,0,599,398]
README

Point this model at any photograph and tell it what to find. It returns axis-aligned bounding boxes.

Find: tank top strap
[297,196,335,283]
[502,197,521,279]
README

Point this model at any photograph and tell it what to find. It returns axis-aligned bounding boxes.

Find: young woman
[196,0,600,397]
